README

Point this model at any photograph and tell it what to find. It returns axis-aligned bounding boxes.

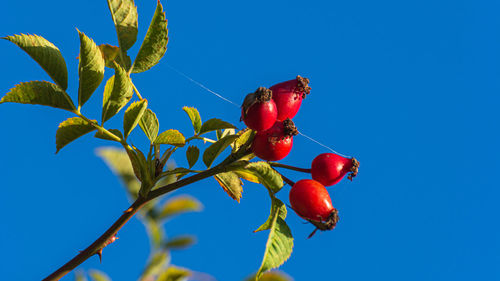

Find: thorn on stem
[97,249,103,263]
[96,235,119,263]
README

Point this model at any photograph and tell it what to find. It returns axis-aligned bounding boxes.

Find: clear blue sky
[0,0,499,280]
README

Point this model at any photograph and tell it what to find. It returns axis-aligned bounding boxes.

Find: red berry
[251,118,298,161]
[270,75,311,121]
[289,179,334,221]
[289,179,339,238]
[241,87,278,131]
[311,153,359,186]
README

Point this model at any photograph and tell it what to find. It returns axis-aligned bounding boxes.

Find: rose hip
[251,118,298,161]
[289,179,339,238]
[270,75,311,121]
[241,87,278,131]
[311,153,359,186]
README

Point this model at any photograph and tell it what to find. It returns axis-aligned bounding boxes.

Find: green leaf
[218,128,236,140]
[182,107,201,134]
[107,0,138,52]
[140,251,169,280]
[3,34,68,90]
[75,271,88,281]
[123,99,148,138]
[94,129,123,141]
[186,146,199,168]
[132,0,168,73]
[198,118,236,135]
[164,235,196,250]
[214,171,243,202]
[139,108,159,143]
[125,147,143,182]
[157,266,190,281]
[77,31,105,107]
[99,44,121,68]
[234,162,284,194]
[97,147,141,198]
[146,219,165,248]
[154,129,185,147]
[101,65,133,123]
[1,81,75,111]
[134,146,153,195]
[89,270,112,281]
[255,196,287,232]
[244,271,291,281]
[159,195,202,219]
[55,117,96,153]
[202,134,239,168]
[256,198,293,280]
[233,129,255,152]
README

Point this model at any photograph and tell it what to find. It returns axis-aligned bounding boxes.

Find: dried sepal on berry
[241,87,277,131]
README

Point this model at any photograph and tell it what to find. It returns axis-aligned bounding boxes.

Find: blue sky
[1,0,499,280]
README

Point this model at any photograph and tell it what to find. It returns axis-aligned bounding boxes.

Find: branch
[42,197,147,281]
[42,161,234,281]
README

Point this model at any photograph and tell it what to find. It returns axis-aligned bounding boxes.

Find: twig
[268,162,311,173]
[272,168,295,187]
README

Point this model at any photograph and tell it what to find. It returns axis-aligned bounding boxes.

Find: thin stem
[270,168,295,187]
[131,82,144,100]
[185,135,217,144]
[199,137,217,144]
[268,162,311,173]
[281,173,295,187]
[74,112,123,143]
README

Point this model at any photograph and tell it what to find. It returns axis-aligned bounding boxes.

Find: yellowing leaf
[214,172,243,202]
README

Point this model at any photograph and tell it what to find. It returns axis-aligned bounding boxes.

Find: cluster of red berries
[241,76,359,237]
[241,76,310,161]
